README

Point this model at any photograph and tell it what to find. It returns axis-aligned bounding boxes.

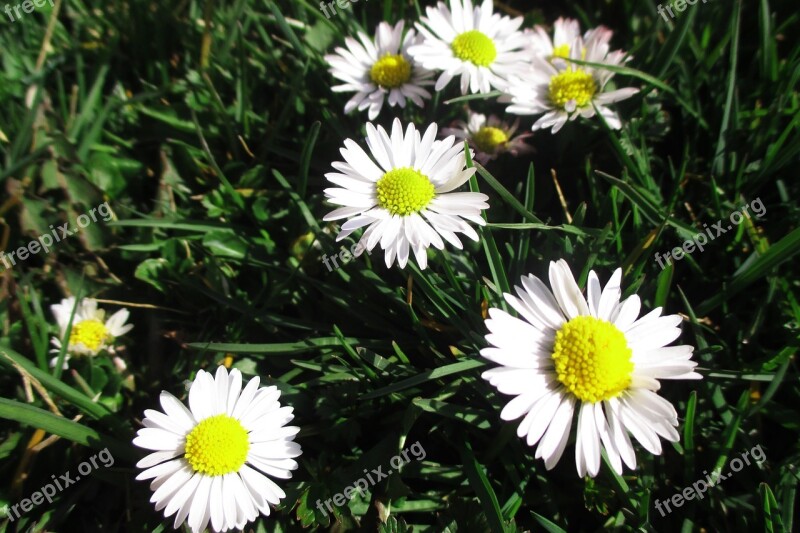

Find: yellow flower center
[551,315,633,403]
[472,126,508,153]
[68,319,109,352]
[184,414,250,476]
[550,44,586,62]
[451,30,497,67]
[376,167,435,216]
[548,69,597,109]
[552,44,571,60]
[370,54,412,88]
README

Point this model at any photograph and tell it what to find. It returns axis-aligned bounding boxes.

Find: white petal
[151,463,194,511]
[137,458,184,481]
[137,449,183,469]
[586,271,601,317]
[144,408,190,436]
[187,475,212,533]
[612,295,641,330]
[188,371,214,421]
[133,428,184,451]
[482,367,550,395]
[232,375,261,420]
[593,402,622,475]
[618,397,662,455]
[517,275,567,330]
[548,260,590,319]
[210,476,224,532]
[499,390,546,421]
[597,268,622,320]
[159,392,196,431]
[607,398,637,469]
[214,366,230,416]
[226,369,243,416]
[535,395,574,466]
[517,390,560,445]
[578,402,601,477]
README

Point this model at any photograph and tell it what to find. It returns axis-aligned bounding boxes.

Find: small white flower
[325,21,433,120]
[526,17,582,68]
[441,111,532,162]
[134,366,302,533]
[323,118,489,270]
[503,22,639,132]
[50,297,133,365]
[481,260,701,477]
[407,0,529,94]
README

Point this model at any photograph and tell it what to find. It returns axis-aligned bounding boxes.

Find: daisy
[323,118,489,270]
[525,18,618,67]
[407,0,529,94]
[325,21,433,120]
[533,20,624,94]
[50,297,133,364]
[502,25,639,132]
[526,17,582,68]
[134,366,302,533]
[481,260,701,477]
[441,111,532,162]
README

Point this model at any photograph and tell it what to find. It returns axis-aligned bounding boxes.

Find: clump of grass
[0,0,798,531]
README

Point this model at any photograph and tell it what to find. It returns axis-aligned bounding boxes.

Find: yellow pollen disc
[370,54,412,88]
[551,315,633,403]
[472,126,508,153]
[451,30,497,67]
[184,414,249,476]
[552,44,571,60]
[550,44,586,62]
[376,167,435,216]
[548,69,597,109]
[69,319,110,352]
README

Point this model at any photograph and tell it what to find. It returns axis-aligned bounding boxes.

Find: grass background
[1,0,799,531]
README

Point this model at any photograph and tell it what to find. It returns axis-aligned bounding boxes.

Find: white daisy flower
[323,117,489,270]
[50,297,133,364]
[526,18,619,69]
[134,366,302,533]
[481,260,701,477]
[441,111,532,162]
[325,21,433,120]
[502,25,639,132]
[526,17,582,68]
[407,0,529,94]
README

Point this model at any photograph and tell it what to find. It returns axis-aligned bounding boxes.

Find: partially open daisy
[50,297,133,365]
[526,17,582,68]
[134,367,301,533]
[323,118,489,269]
[481,260,701,477]
[325,21,433,120]
[502,26,639,132]
[441,111,532,162]
[407,0,529,94]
